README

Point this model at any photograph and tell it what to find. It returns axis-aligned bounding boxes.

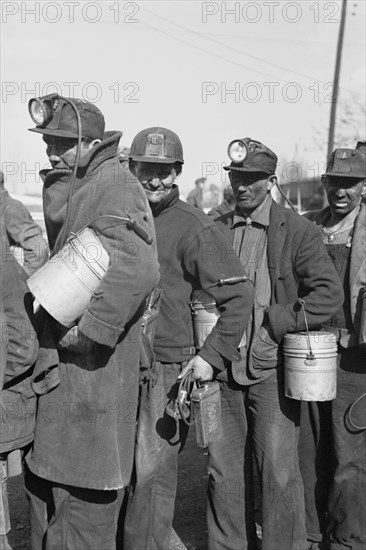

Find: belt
[181,346,196,356]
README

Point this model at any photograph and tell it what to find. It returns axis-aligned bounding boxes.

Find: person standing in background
[186,176,206,209]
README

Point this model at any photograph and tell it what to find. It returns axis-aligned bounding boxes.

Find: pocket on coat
[251,325,281,370]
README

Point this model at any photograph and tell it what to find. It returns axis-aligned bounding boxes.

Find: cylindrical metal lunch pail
[27,228,109,327]
[283,331,338,401]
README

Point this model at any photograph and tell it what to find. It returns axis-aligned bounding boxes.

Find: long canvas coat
[26,132,160,490]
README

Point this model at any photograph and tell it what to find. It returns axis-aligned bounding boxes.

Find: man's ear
[267,175,277,192]
[82,138,101,152]
[129,160,137,176]
[89,139,101,149]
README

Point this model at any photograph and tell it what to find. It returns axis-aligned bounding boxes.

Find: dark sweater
[151,186,254,368]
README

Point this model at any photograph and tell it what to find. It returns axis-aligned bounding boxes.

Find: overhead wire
[139,4,364,97]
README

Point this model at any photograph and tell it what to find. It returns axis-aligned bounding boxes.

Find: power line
[170,31,364,47]
[140,19,284,82]
[140,4,364,96]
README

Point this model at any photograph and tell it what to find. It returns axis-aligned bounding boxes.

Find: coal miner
[208,137,343,550]
[24,95,159,550]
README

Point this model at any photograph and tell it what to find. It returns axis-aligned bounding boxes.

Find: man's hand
[178,355,213,383]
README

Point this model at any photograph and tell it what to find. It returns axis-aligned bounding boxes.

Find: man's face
[134,162,177,204]
[323,176,365,218]
[43,135,91,169]
[229,171,274,215]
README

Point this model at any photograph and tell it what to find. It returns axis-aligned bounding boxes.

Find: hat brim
[130,155,184,164]
[224,164,274,175]
[324,171,366,179]
[28,127,80,139]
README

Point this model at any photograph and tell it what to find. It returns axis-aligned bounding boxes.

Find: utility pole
[323,0,348,206]
[327,0,348,160]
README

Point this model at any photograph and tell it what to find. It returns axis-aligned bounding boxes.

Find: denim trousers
[298,400,332,544]
[123,362,189,550]
[299,347,366,550]
[207,368,307,550]
[24,468,120,550]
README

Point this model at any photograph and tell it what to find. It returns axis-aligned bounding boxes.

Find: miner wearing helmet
[299,145,366,550]
[24,95,159,549]
[123,127,255,550]
[205,137,343,550]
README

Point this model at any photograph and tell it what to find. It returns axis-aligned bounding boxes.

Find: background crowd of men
[1,95,365,550]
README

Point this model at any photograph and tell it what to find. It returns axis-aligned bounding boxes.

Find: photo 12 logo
[1,81,140,104]
[201,81,338,104]
[1,1,140,24]
[201,2,340,24]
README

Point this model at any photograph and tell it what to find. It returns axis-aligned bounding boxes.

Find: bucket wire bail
[297,298,317,365]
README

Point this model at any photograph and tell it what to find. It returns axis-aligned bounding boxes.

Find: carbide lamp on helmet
[227,140,248,164]
[28,95,57,127]
[28,94,105,140]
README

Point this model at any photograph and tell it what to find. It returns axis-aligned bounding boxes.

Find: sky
[1,0,365,197]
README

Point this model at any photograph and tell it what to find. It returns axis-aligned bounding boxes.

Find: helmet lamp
[28,97,55,127]
[227,140,248,164]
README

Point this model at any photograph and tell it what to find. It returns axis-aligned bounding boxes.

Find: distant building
[276,177,324,213]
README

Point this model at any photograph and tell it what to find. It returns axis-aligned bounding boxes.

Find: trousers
[123,362,189,550]
[207,368,307,550]
[299,347,366,550]
[24,468,120,550]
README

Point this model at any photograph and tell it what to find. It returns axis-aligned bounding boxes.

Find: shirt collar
[323,200,361,233]
[232,194,272,229]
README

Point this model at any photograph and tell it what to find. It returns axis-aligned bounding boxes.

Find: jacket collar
[40,131,122,186]
[232,195,272,228]
[350,198,366,287]
[218,200,287,276]
[150,185,180,216]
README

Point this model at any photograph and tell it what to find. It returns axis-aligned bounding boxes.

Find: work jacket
[150,186,254,368]
[26,132,160,489]
[215,200,344,384]
[0,188,49,276]
[305,199,366,347]
[0,223,38,453]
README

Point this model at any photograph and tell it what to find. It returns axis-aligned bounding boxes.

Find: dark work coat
[305,199,366,347]
[0,188,49,275]
[0,222,38,453]
[26,132,160,490]
[215,200,344,384]
[150,186,254,367]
